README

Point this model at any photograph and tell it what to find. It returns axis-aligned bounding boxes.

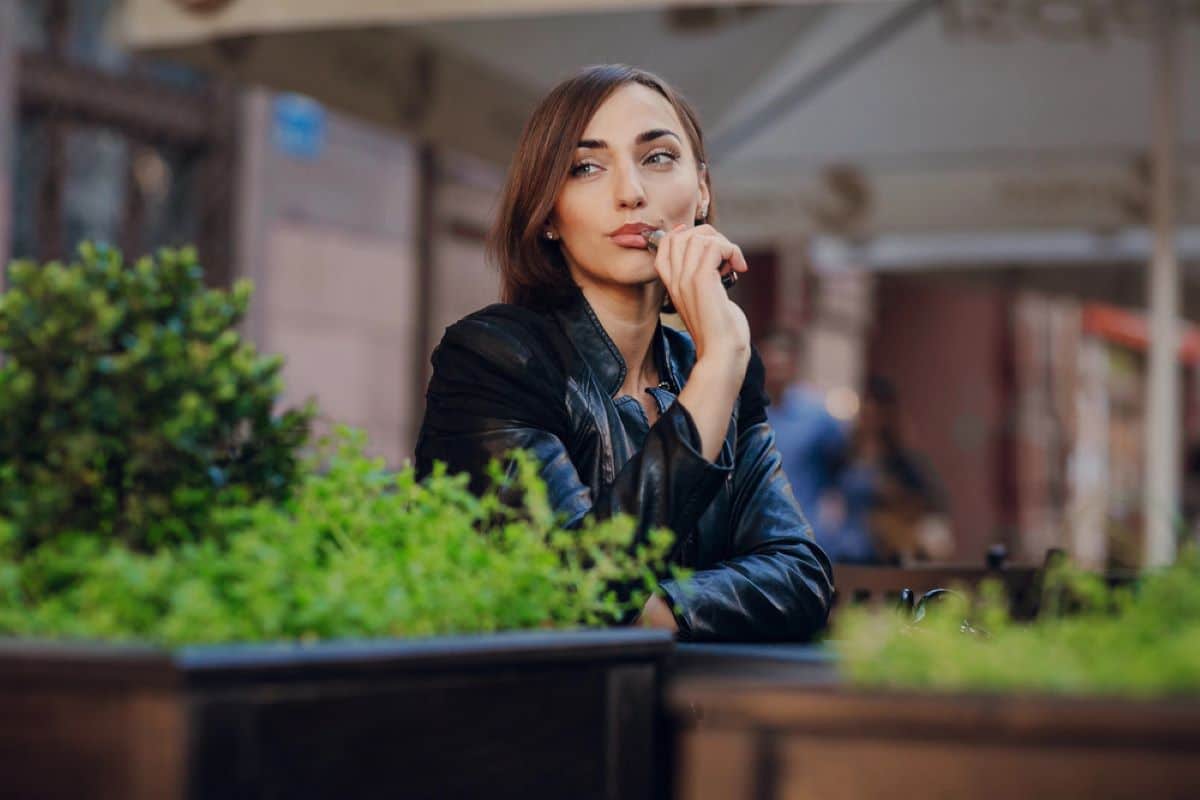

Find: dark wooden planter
[671,643,837,683]
[670,676,1200,800]
[0,629,673,800]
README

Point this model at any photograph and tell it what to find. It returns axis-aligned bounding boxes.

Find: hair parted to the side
[488,64,713,309]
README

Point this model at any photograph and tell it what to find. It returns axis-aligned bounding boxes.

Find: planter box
[670,677,1200,800]
[0,629,673,800]
[671,644,836,682]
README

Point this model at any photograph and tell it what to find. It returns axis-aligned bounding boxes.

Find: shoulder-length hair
[488,64,713,309]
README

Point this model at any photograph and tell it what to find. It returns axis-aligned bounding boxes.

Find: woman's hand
[637,593,679,633]
[652,223,751,370]
[654,223,752,462]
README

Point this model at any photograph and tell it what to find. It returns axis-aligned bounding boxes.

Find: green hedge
[835,549,1200,697]
[0,244,311,550]
[0,432,674,644]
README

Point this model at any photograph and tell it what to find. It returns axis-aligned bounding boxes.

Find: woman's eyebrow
[576,129,682,149]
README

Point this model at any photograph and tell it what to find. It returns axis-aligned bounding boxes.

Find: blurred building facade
[0,0,501,466]
[5,0,236,283]
[236,92,503,464]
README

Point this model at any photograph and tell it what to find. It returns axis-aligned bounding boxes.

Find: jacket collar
[552,288,684,397]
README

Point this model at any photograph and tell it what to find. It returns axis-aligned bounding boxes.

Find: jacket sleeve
[659,351,835,642]
[415,310,733,545]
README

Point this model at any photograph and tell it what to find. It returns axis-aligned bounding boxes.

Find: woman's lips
[611,233,652,249]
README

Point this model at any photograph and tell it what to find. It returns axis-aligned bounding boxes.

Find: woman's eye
[645,150,680,167]
[569,162,601,177]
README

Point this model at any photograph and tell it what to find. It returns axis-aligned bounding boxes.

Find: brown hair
[488,64,713,309]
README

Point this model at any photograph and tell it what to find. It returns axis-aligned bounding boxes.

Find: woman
[415,65,833,642]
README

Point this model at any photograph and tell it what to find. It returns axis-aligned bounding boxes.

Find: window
[11,0,233,283]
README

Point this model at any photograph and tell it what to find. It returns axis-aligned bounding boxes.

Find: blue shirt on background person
[766,384,848,550]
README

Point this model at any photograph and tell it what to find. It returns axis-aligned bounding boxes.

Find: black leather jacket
[415,289,833,642]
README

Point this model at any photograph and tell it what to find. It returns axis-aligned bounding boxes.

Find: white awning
[118,1,839,165]
[121,0,839,45]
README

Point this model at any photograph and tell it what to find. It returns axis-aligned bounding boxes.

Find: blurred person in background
[758,328,848,543]
[416,65,833,642]
[821,375,954,564]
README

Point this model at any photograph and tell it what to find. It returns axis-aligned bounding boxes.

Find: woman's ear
[697,162,711,223]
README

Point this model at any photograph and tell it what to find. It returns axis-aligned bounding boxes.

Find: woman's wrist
[693,347,749,388]
[638,593,679,633]
[677,356,745,462]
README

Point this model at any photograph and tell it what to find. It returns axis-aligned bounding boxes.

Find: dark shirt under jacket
[415,288,833,642]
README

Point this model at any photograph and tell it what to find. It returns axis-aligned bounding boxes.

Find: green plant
[834,549,1200,697]
[0,244,312,550]
[0,429,678,645]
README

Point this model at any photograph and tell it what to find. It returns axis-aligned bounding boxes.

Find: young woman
[415,65,833,642]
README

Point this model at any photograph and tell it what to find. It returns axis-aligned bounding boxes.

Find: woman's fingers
[672,228,708,309]
[660,223,752,367]
[653,224,681,293]
[675,227,743,286]
[678,233,732,350]
[730,244,749,274]
[692,237,726,293]
[679,232,708,285]
[667,224,691,309]
[656,225,746,342]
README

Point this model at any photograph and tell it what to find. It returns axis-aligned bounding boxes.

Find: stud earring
[544,230,557,241]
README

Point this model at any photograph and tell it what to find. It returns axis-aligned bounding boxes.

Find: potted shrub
[0,246,675,800]
[670,554,1200,799]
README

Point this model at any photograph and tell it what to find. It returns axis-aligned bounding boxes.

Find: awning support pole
[1144,0,1181,568]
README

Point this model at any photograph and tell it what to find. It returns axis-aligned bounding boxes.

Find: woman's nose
[614,162,646,210]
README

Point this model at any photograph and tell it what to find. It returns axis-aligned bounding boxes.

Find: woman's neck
[580,284,663,396]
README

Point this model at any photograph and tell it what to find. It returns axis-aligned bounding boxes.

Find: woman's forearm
[677,355,747,462]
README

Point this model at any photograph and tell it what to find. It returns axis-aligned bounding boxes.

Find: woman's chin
[623,266,663,289]
[581,257,657,284]
[571,250,662,292]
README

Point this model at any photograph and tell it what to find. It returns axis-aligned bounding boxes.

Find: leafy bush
[0,244,312,550]
[834,549,1200,697]
[0,243,675,645]
[0,429,677,645]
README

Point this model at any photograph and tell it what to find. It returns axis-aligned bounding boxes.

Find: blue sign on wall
[272,94,327,160]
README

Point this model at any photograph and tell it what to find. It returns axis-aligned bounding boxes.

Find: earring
[544,230,557,241]
[699,205,709,221]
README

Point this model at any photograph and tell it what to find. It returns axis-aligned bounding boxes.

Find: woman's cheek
[556,188,598,238]
[662,175,701,226]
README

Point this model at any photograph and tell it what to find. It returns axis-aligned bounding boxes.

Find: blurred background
[1,0,1197,571]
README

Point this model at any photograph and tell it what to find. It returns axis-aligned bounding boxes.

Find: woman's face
[548,83,710,296]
